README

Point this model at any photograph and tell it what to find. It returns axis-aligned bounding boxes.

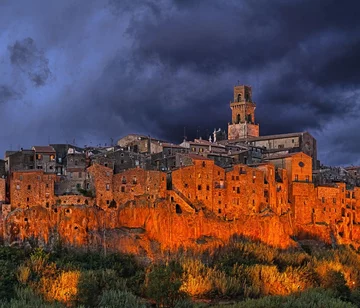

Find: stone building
[0,159,5,177]
[223,85,318,170]
[228,85,259,140]
[180,139,227,155]
[9,170,56,209]
[91,148,148,173]
[117,134,167,154]
[32,146,57,173]
[5,149,35,173]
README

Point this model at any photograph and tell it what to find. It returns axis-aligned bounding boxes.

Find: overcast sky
[1,0,360,166]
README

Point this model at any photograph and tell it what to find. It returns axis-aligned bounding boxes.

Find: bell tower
[228,85,259,140]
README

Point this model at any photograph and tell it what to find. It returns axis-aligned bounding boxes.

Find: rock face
[2,202,295,257]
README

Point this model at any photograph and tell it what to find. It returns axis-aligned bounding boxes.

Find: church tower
[228,85,259,140]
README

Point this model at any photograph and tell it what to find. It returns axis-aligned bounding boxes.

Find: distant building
[223,85,319,170]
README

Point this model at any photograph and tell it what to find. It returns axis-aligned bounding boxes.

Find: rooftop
[32,146,56,153]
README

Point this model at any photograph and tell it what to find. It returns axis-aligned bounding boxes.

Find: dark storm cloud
[1,0,360,165]
[0,85,20,104]
[8,37,52,87]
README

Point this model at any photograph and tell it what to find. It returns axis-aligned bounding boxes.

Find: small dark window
[27,185,31,190]
[206,185,210,191]
[121,186,125,192]
[198,185,202,190]
[26,197,29,202]
[218,209,222,214]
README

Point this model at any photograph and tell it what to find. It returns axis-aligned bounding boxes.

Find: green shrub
[98,290,145,308]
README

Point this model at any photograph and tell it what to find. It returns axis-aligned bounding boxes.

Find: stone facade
[228,85,260,140]
[0,178,5,202]
[9,171,56,209]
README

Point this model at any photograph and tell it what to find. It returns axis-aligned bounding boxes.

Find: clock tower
[228,85,259,140]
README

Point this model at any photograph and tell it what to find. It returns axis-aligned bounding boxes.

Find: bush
[98,290,145,308]
[145,262,186,307]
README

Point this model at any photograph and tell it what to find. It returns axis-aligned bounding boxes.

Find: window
[202,162,206,167]
[79,172,82,178]
[305,175,309,182]
[50,155,55,161]
[36,154,42,160]
[27,185,31,190]
[236,176,239,180]
[106,184,110,191]
[75,160,78,166]
[122,176,126,184]
[237,187,240,194]
[206,185,210,191]
[120,160,124,164]
[19,175,23,181]
[322,197,325,203]
[26,197,29,202]
[133,177,137,184]
[292,139,294,143]
[198,185,202,190]
[16,185,20,190]
[46,183,49,188]
[333,198,336,204]
[278,144,284,149]
[232,175,235,180]
[295,174,299,181]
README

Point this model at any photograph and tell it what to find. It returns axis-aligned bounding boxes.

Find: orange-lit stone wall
[56,195,93,206]
[113,168,167,207]
[87,164,114,209]
[9,171,56,210]
[172,158,226,215]
[0,178,5,202]
[225,165,264,217]
[6,152,360,254]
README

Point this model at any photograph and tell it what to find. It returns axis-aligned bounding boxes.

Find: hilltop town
[1,85,360,255]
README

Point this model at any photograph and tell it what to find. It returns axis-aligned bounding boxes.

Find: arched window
[236,114,241,124]
[237,94,241,102]
[247,114,252,123]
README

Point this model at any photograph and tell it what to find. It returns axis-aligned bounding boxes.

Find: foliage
[145,261,186,307]
[98,290,145,308]
[214,288,356,308]
[3,239,360,306]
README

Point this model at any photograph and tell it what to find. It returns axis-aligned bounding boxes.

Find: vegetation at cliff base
[1,239,360,307]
